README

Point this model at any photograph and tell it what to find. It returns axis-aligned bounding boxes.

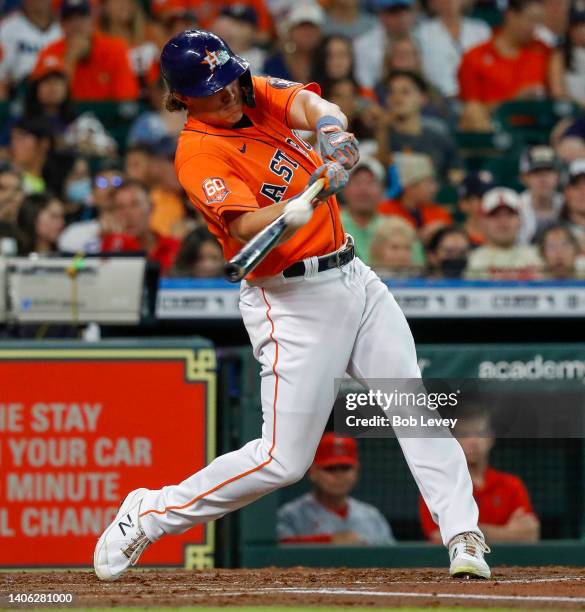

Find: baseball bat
[224,179,325,283]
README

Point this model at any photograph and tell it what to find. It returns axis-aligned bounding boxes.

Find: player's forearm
[289,90,348,132]
[228,203,287,243]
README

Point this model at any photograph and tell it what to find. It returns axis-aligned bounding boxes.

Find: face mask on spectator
[440,257,467,279]
[66,178,92,204]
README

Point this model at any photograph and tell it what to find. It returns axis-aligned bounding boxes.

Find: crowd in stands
[1,0,585,280]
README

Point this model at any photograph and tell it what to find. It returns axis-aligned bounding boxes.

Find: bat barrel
[224,261,246,283]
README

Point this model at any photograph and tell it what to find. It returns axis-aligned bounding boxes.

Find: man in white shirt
[0,0,61,90]
[466,187,544,279]
[517,145,563,245]
[414,0,492,97]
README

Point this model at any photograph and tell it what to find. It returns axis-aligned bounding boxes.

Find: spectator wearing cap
[10,118,54,195]
[210,4,266,75]
[538,223,580,279]
[382,71,462,185]
[58,161,124,252]
[378,153,453,244]
[340,158,385,263]
[562,159,585,253]
[0,0,61,95]
[518,146,563,245]
[549,0,585,107]
[353,0,418,89]
[0,164,24,224]
[466,188,544,280]
[24,55,77,136]
[458,0,552,132]
[426,225,471,279]
[33,0,139,102]
[98,0,160,93]
[458,171,494,246]
[104,179,180,274]
[370,216,421,278]
[413,0,492,98]
[277,432,395,545]
[263,3,324,84]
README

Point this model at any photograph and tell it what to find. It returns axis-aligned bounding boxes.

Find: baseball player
[94,30,490,580]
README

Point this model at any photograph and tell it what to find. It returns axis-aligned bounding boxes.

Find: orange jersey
[378,199,452,228]
[175,76,345,279]
[35,32,139,101]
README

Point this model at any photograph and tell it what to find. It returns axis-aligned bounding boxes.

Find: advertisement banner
[417,344,585,381]
[0,342,216,568]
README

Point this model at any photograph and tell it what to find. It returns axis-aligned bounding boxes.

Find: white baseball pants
[140,256,480,546]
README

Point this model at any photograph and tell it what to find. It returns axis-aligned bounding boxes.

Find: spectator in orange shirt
[419,408,540,544]
[98,0,160,93]
[33,0,139,102]
[106,179,180,274]
[458,0,551,131]
[378,153,452,243]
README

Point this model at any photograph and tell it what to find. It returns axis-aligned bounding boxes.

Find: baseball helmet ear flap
[239,69,255,108]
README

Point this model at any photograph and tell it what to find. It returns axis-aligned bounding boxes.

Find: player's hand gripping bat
[224,178,325,283]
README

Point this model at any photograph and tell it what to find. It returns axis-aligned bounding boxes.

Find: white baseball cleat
[94,488,151,581]
[449,531,491,579]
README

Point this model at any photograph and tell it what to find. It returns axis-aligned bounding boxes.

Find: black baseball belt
[282,241,355,278]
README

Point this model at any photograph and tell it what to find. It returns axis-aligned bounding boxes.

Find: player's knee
[271,459,309,487]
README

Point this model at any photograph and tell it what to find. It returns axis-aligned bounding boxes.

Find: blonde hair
[370,216,416,268]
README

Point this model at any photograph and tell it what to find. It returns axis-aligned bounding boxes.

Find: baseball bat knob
[224,261,245,283]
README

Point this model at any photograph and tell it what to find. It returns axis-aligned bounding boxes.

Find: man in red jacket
[103,179,180,275]
[34,0,139,101]
[420,408,540,544]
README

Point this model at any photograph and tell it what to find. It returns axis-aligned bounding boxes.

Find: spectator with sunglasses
[58,161,124,253]
[277,433,395,545]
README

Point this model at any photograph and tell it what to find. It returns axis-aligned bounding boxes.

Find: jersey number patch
[202,177,230,204]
